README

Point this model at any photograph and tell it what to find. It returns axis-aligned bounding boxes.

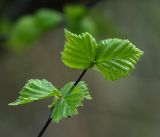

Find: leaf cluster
[62,30,143,80]
[9,29,143,123]
[6,9,63,52]
[9,80,91,123]
[2,5,103,52]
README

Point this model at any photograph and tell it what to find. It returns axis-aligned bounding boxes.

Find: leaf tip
[64,28,68,33]
[8,102,17,106]
[64,28,71,37]
[139,49,144,56]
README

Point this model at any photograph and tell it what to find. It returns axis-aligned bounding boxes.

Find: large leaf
[62,29,97,69]
[51,81,92,123]
[9,79,58,105]
[95,39,144,80]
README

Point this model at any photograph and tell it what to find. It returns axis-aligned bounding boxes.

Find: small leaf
[51,81,91,123]
[9,79,58,105]
[95,39,144,80]
[64,5,86,23]
[7,16,40,52]
[62,29,97,69]
[35,9,63,31]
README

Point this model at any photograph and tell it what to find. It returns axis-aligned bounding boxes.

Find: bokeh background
[0,0,160,137]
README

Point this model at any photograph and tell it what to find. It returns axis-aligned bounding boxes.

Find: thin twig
[69,69,87,93]
[37,115,52,137]
[36,69,88,137]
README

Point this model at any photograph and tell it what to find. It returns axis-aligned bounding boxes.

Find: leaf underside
[51,81,92,123]
[9,79,57,105]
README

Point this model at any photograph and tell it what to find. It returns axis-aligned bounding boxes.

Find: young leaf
[64,5,86,23]
[62,29,97,69]
[51,81,92,123]
[35,9,63,31]
[9,79,58,105]
[7,16,40,52]
[95,39,144,80]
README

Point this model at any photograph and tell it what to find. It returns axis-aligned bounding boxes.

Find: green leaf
[35,9,63,31]
[79,16,97,35]
[9,79,58,105]
[7,16,40,52]
[64,5,86,23]
[62,29,97,69]
[51,81,92,123]
[62,30,143,80]
[95,39,144,80]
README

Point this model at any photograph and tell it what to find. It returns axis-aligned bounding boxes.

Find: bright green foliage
[51,81,91,123]
[95,39,143,80]
[62,30,143,80]
[9,29,143,125]
[9,79,58,105]
[62,29,97,69]
[9,79,91,123]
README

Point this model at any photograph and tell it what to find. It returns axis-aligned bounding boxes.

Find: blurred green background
[0,0,160,137]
